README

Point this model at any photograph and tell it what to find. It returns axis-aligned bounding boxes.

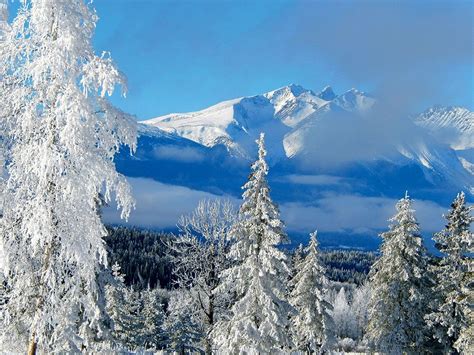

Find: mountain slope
[142,85,377,159]
[415,106,474,150]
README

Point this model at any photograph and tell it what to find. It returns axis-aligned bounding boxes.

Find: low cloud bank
[103,177,232,229]
[104,178,447,237]
[280,194,446,235]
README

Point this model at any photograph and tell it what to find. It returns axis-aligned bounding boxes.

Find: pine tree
[104,263,139,351]
[211,133,293,353]
[426,192,473,353]
[289,231,334,353]
[164,290,204,354]
[0,1,136,352]
[141,288,166,351]
[366,192,430,354]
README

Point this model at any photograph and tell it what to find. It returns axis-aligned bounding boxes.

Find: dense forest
[105,226,378,289]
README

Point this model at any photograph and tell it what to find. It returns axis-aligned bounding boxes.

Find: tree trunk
[27,99,59,354]
[28,218,56,354]
[27,337,37,355]
[205,293,214,355]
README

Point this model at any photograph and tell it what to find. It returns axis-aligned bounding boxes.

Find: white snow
[141,84,375,159]
[415,106,474,150]
[459,157,474,175]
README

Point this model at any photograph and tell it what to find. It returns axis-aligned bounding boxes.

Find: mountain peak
[317,86,336,101]
[286,83,309,97]
[265,83,312,99]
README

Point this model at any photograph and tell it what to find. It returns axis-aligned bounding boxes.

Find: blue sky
[8,0,473,119]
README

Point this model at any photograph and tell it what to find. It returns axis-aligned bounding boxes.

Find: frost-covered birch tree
[211,133,293,354]
[366,193,430,354]
[350,283,371,341]
[332,287,351,339]
[0,0,7,37]
[0,0,136,353]
[289,231,334,353]
[168,198,237,354]
[426,192,473,353]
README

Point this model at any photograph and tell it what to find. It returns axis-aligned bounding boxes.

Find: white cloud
[280,194,446,234]
[103,177,233,228]
[104,178,447,237]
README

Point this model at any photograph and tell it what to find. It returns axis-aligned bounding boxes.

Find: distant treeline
[105,226,175,289]
[320,250,378,285]
[105,226,377,289]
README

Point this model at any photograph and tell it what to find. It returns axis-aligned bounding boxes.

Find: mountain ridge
[111,84,473,246]
[140,84,473,194]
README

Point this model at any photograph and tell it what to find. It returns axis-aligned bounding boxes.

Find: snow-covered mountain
[142,84,376,159]
[112,84,473,248]
[141,84,472,190]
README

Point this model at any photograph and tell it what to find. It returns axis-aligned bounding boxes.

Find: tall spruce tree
[366,193,430,354]
[426,192,473,353]
[0,0,136,352]
[211,133,293,353]
[289,231,334,353]
[104,263,141,351]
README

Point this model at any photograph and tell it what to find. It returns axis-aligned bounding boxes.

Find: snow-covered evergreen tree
[453,265,473,354]
[289,231,334,353]
[0,0,136,352]
[426,192,473,353]
[104,263,139,350]
[168,198,236,354]
[140,288,166,351]
[164,290,204,354]
[290,243,304,279]
[366,193,430,354]
[211,133,293,353]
